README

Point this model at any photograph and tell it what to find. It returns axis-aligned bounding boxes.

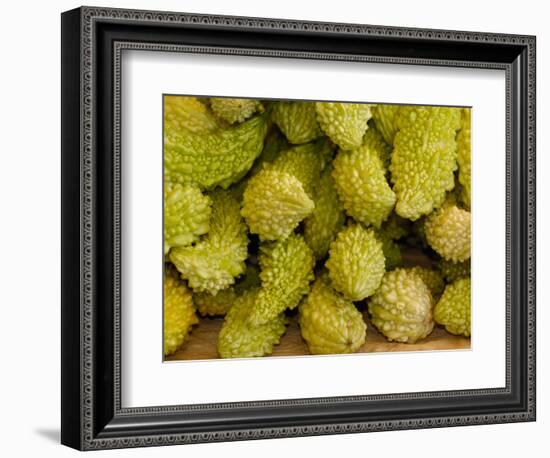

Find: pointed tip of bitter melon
[248,234,315,326]
[272,101,322,144]
[217,289,288,358]
[241,169,314,241]
[210,97,264,124]
[315,101,372,150]
[299,278,367,355]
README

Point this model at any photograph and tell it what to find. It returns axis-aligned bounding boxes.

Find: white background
[123,52,505,406]
[0,0,545,457]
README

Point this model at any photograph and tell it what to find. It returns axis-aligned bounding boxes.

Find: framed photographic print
[61,6,536,451]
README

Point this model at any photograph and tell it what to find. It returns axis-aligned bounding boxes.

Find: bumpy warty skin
[425,204,471,262]
[248,234,315,325]
[456,109,472,209]
[326,224,385,301]
[209,97,263,124]
[299,278,366,354]
[266,140,332,197]
[390,106,461,220]
[164,96,219,134]
[371,104,401,145]
[406,266,445,301]
[241,169,314,241]
[164,98,267,189]
[272,101,322,144]
[169,190,248,295]
[217,289,287,358]
[362,123,393,171]
[368,268,435,343]
[230,127,289,201]
[248,127,289,177]
[304,166,345,259]
[163,183,212,254]
[315,102,372,150]
[332,137,396,228]
[161,97,472,358]
[437,258,471,283]
[241,141,330,241]
[434,277,471,337]
[163,265,198,356]
[194,264,261,317]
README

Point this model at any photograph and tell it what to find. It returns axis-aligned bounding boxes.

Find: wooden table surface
[166,313,470,361]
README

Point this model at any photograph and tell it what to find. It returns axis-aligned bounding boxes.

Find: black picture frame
[61,6,536,451]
